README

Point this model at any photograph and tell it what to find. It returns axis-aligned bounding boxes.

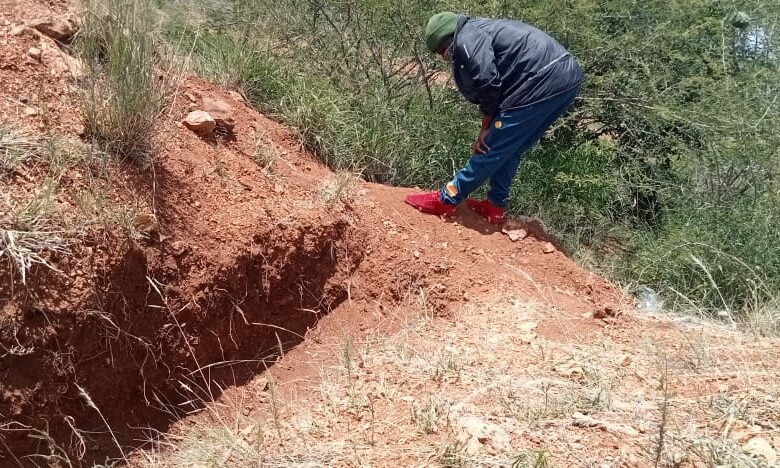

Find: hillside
[1,1,779,467]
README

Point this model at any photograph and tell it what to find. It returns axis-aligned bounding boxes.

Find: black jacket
[450,15,585,115]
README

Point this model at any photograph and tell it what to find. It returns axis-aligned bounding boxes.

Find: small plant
[1,180,69,284]
[79,0,163,162]
[432,351,461,382]
[438,439,468,467]
[649,354,676,467]
[0,125,39,176]
[411,396,441,434]
[512,449,551,468]
[319,171,359,204]
[252,131,278,172]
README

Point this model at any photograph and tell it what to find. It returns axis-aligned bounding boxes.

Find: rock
[133,213,159,235]
[457,415,511,454]
[170,241,187,257]
[11,25,28,36]
[572,412,640,437]
[502,220,528,242]
[228,90,245,103]
[553,361,585,380]
[39,37,83,78]
[27,47,41,60]
[182,110,216,135]
[516,331,537,344]
[23,107,38,117]
[742,437,777,463]
[593,304,620,320]
[542,242,556,254]
[27,17,78,42]
[201,97,235,132]
[517,321,538,332]
[616,354,633,367]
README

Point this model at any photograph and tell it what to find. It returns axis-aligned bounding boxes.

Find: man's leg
[439,105,548,206]
[487,87,580,208]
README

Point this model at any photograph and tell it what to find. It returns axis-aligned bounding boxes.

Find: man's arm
[458,28,501,154]
[460,29,502,116]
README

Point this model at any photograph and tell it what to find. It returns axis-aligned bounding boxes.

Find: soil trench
[1,210,365,463]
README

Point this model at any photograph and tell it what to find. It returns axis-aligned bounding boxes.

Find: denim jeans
[440,86,580,208]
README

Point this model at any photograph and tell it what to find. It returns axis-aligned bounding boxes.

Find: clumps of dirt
[0,5,83,136]
[0,76,369,463]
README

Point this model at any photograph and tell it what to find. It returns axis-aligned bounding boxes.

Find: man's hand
[472,113,494,155]
[472,128,490,155]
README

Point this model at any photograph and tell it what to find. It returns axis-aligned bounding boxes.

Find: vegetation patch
[78,0,164,162]
[158,0,779,321]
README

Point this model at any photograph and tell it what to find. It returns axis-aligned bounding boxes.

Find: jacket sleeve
[461,30,502,115]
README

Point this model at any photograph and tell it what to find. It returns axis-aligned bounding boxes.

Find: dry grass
[0,126,152,285]
[1,124,41,175]
[252,129,279,173]
[79,0,165,163]
[318,171,360,204]
[138,290,780,467]
[1,179,70,284]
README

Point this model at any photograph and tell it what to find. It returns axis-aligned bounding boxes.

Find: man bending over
[405,12,584,224]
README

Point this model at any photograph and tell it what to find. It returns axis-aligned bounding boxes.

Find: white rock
[183,110,216,135]
[553,361,584,380]
[742,437,777,463]
[457,415,511,454]
[616,354,633,367]
[502,220,528,242]
[27,17,78,42]
[27,47,41,60]
[201,97,235,131]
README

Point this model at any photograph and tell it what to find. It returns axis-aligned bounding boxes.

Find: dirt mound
[1,75,621,464]
[1,3,622,462]
[0,75,367,462]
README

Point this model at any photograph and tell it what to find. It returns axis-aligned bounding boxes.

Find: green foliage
[159,0,779,318]
[79,0,163,162]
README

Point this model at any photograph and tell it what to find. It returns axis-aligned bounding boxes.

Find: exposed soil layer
[1,76,371,462]
[1,2,622,464]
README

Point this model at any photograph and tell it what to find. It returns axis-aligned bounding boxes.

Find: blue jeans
[440,87,580,208]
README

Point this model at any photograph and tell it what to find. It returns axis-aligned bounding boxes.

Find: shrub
[79,0,162,162]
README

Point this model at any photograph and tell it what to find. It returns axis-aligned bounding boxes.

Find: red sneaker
[466,199,505,224]
[404,191,457,216]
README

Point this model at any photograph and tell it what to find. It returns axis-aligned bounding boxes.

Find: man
[405,12,584,224]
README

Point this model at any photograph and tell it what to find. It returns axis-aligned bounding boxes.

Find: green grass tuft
[79,0,163,163]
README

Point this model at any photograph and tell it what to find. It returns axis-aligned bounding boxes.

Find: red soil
[0,2,623,463]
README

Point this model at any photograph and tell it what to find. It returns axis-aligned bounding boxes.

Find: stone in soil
[27,17,78,42]
[183,110,216,135]
[201,97,236,132]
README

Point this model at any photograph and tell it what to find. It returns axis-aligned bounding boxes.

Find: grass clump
[319,171,359,204]
[0,125,138,285]
[1,125,40,175]
[1,180,69,284]
[78,0,163,162]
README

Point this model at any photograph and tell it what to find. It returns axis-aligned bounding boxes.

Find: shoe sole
[404,199,456,217]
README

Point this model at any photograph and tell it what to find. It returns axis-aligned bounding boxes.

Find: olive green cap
[425,12,457,53]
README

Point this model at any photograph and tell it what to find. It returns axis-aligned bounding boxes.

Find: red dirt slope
[0,2,622,461]
[1,74,622,464]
